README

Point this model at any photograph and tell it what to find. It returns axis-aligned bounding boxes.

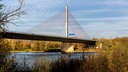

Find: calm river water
[9,52,96,67]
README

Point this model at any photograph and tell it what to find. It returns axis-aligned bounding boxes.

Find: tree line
[1,37,128,52]
[3,39,62,51]
[93,37,128,50]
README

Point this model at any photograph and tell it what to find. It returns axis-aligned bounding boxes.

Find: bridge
[0,31,96,52]
[0,32,96,44]
[0,6,96,52]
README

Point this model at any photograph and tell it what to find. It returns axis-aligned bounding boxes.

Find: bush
[47,47,128,72]
[108,46,128,72]
[0,39,11,72]
[50,57,81,72]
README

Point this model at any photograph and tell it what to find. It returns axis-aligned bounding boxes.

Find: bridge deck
[0,32,96,44]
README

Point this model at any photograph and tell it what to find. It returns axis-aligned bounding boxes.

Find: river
[9,52,96,67]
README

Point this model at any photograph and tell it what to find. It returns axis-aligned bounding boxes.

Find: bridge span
[0,32,96,52]
[0,32,96,44]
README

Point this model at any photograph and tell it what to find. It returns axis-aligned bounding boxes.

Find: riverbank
[10,48,101,53]
[10,51,44,52]
[6,46,128,72]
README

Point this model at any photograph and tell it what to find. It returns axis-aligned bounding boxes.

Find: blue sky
[3,0,128,38]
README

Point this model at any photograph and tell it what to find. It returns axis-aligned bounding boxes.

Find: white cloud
[104,0,128,6]
[72,8,128,19]
[88,30,128,38]
[77,16,128,22]
[76,8,128,14]
[25,0,65,10]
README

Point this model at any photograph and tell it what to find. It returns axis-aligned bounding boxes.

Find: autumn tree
[0,0,25,71]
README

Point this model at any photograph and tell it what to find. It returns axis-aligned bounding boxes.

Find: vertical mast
[66,6,68,37]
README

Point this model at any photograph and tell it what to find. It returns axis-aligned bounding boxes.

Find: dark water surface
[9,52,96,67]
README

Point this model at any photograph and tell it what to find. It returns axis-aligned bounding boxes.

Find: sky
[2,0,128,38]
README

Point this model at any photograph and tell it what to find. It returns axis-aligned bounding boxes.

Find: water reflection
[10,52,96,67]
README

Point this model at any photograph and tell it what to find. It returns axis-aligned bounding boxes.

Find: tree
[0,0,25,71]
[0,0,25,32]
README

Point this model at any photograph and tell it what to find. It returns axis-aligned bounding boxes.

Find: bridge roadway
[0,32,96,44]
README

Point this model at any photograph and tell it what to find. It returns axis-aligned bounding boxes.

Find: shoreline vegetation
[1,39,102,53]
[10,48,101,53]
[1,39,101,53]
[0,37,128,72]
[2,37,128,54]
[3,37,128,53]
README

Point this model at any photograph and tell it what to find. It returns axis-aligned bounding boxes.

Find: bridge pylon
[66,6,69,37]
[61,6,75,53]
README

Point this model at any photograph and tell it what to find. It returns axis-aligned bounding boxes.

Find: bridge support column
[99,42,103,49]
[61,43,75,53]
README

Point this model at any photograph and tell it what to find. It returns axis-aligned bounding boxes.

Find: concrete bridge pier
[61,43,75,53]
[61,42,96,53]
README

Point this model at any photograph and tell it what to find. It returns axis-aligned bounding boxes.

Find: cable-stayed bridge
[0,6,96,52]
[27,6,90,39]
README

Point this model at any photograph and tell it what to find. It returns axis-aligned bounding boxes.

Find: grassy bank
[10,51,44,52]
[74,48,101,52]
[10,48,61,52]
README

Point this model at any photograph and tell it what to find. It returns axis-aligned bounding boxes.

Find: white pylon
[66,6,68,37]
